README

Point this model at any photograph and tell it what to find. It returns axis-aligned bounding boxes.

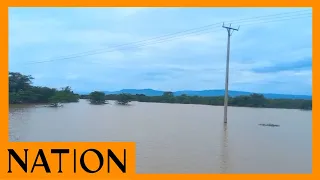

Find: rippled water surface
[9,100,312,173]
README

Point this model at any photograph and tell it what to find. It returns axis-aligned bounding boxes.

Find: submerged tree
[100,92,312,110]
[117,93,132,105]
[89,91,107,104]
[48,86,79,103]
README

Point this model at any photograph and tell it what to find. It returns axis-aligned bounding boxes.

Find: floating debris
[45,103,63,107]
[258,123,280,127]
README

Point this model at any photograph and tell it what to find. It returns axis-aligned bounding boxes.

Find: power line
[26,13,311,65]
[30,9,311,62]
[241,13,311,26]
[225,9,310,24]
[25,11,311,64]
[27,29,222,64]
[24,10,311,65]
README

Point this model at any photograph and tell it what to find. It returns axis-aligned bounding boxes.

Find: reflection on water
[9,100,312,173]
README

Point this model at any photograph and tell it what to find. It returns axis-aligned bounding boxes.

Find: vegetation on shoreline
[81,92,312,110]
[9,72,79,104]
[9,72,312,110]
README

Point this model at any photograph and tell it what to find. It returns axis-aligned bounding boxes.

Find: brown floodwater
[9,99,312,173]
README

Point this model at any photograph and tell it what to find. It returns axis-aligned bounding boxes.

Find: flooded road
[9,100,312,173]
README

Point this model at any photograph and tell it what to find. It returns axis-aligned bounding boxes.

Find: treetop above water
[9,72,312,110]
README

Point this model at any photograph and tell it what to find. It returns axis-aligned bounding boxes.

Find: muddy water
[9,100,312,173]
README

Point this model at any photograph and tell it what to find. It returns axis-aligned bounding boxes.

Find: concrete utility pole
[222,23,239,124]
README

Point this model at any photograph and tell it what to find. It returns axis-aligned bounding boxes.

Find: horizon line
[74,88,312,96]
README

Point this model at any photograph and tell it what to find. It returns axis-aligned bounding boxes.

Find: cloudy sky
[9,7,312,95]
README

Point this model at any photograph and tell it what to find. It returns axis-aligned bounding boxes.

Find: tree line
[86,91,132,105]
[9,72,79,104]
[9,72,312,110]
[80,91,312,110]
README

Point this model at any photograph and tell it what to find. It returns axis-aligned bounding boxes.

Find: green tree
[249,93,267,107]
[117,93,132,105]
[162,91,176,103]
[31,86,57,103]
[89,91,107,104]
[49,87,79,103]
[9,72,34,93]
[299,100,312,110]
[176,94,191,104]
[9,72,79,104]
[102,92,312,110]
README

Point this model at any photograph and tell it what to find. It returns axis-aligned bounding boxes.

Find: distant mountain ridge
[77,89,312,100]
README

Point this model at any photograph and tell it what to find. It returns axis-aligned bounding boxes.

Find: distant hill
[77,89,312,100]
